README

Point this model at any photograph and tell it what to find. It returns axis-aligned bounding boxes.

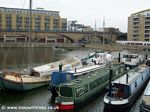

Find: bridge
[0,31,118,44]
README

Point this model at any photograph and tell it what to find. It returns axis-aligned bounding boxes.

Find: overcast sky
[1,0,149,32]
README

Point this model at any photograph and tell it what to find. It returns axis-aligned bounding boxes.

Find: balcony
[145,26,150,29]
[133,18,139,22]
[133,26,139,29]
[144,34,150,38]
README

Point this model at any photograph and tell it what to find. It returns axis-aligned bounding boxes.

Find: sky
[0,0,150,32]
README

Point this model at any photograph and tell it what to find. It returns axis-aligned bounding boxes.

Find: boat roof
[63,64,105,76]
[112,66,147,85]
[123,53,138,56]
[143,81,150,96]
[32,57,81,73]
[59,64,123,88]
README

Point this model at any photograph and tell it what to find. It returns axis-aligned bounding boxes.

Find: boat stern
[55,97,74,110]
[104,94,129,112]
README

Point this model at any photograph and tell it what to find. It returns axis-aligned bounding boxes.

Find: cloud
[0,0,150,32]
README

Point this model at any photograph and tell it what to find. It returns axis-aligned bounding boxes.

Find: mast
[102,17,105,45]
[94,19,97,44]
[28,0,32,72]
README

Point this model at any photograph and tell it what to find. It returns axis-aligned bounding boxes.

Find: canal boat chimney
[59,64,63,72]
[145,54,148,60]
[118,52,121,63]
[126,73,129,84]
[126,67,129,84]
[109,69,113,95]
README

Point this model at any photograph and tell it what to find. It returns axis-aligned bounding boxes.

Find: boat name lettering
[76,86,88,97]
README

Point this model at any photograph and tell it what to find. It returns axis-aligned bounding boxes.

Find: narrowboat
[121,53,143,68]
[55,63,126,110]
[104,64,150,112]
[49,51,114,98]
[49,62,106,100]
[140,79,150,112]
[140,58,150,112]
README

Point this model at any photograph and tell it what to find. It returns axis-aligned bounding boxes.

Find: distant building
[128,9,150,41]
[0,7,67,32]
[67,21,93,32]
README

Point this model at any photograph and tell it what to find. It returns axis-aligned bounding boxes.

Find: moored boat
[104,63,150,112]
[54,63,126,110]
[121,53,144,68]
[140,62,150,112]
[140,80,150,112]
[0,57,82,91]
[82,50,112,65]
[49,61,106,101]
[49,51,114,102]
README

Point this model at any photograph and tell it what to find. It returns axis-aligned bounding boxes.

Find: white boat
[121,53,144,68]
[82,50,113,65]
[104,63,150,112]
[140,80,150,112]
[31,57,82,76]
[0,0,82,91]
[140,59,150,112]
[0,57,82,91]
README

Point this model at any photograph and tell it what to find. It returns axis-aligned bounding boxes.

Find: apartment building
[0,7,67,32]
[128,9,150,41]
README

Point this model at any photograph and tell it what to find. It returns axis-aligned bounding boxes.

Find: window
[60,87,73,97]
[135,82,137,88]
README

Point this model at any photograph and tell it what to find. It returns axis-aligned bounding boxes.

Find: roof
[66,64,104,76]
[0,7,59,13]
[143,81,150,96]
[112,66,147,85]
[131,9,150,16]
[123,53,138,56]
[59,64,123,88]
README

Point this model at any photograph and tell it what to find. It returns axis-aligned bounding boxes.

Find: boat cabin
[107,66,150,99]
[121,53,143,68]
[142,81,150,105]
[56,64,126,99]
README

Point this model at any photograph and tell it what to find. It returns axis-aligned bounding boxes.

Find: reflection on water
[0,47,65,70]
[0,48,149,112]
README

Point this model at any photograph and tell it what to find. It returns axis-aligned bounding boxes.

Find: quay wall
[0,42,150,51]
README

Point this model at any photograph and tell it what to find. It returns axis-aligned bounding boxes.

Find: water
[0,47,65,70]
[0,48,149,112]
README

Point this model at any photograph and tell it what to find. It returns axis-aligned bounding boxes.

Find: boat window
[142,75,143,81]
[120,68,123,72]
[114,70,118,76]
[60,87,73,97]
[66,74,72,81]
[123,55,128,58]
[89,81,98,90]
[135,82,137,88]
[118,67,122,73]
[131,55,138,59]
